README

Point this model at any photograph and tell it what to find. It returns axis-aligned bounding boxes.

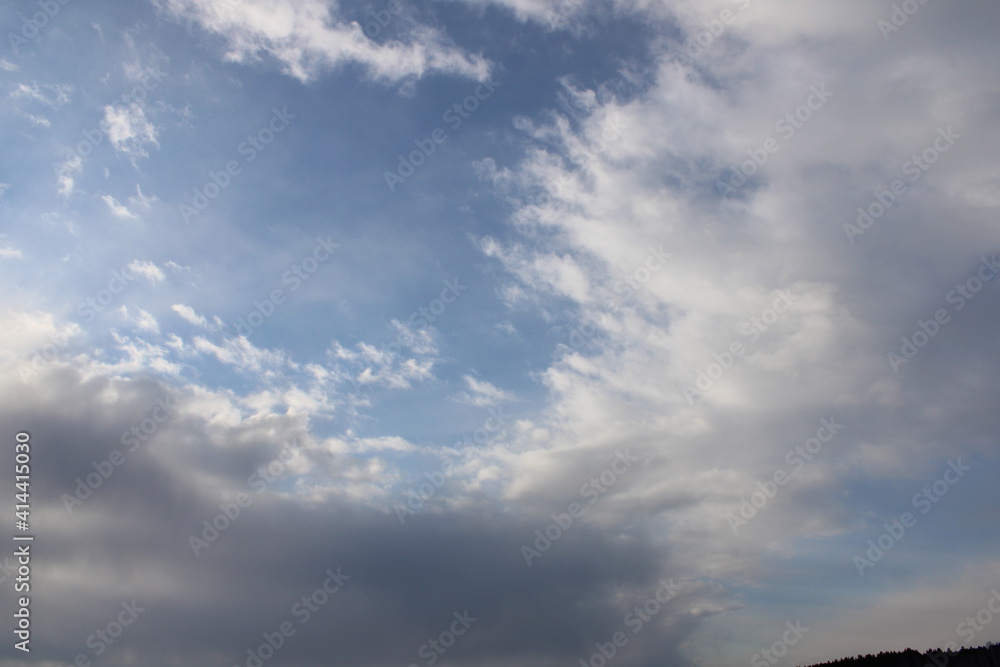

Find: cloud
[1,2,998,665]
[55,153,83,196]
[0,359,710,667]
[8,82,72,129]
[119,306,161,333]
[329,319,440,390]
[130,184,157,209]
[453,374,513,407]
[172,304,208,328]
[127,259,166,284]
[0,236,22,259]
[172,304,210,328]
[103,102,159,158]
[496,320,518,336]
[104,184,158,220]
[102,194,139,219]
[9,81,73,108]
[25,113,51,127]
[449,0,595,29]
[153,0,491,84]
[192,335,296,378]
[0,311,80,362]
[460,5,1000,661]
[91,331,185,376]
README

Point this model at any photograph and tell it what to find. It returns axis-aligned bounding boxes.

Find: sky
[1,0,999,666]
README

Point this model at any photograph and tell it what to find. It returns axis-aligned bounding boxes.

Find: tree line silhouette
[800,643,1000,667]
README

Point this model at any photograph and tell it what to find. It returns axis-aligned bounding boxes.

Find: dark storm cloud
[0,363,712,667]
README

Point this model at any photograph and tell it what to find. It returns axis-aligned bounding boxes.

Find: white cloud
[0,3,997,665]
[0,236,22,259]
[461,7,1000,640]
[134,309,160,334]
[103,103,158,158]
[172,304,209,328]
[101,194,138,220]
[450,0,590,29]
[94,331,183,377]
[193,335,295,378]
[129,184,157,209]
[10,82,72,108]
[54,153,82,196]
[0,311,80,361]
[165,260,192,274]
[100,186,156,220]
[322,435,416,455]
[127,260,166,284]
[119,306,160,333]
[329,319,440,390]
[154,0,490,83]
[453,375,513,407]
[496,320,518,336]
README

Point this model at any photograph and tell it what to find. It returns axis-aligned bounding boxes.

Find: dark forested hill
[799,644,1000,667]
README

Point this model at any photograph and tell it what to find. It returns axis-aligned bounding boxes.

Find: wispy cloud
[127,259,166,284]
[103,103,158,158]
[0,236,22,259]
[154,0,491,84]
[453,374,512,406]
[119,306,160,333]
[102,194,138,219]
[172,303,212,328]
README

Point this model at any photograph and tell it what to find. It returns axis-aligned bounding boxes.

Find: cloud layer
[1,0,999,665]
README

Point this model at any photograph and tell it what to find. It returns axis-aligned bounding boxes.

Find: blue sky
[2,0,1000,666]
